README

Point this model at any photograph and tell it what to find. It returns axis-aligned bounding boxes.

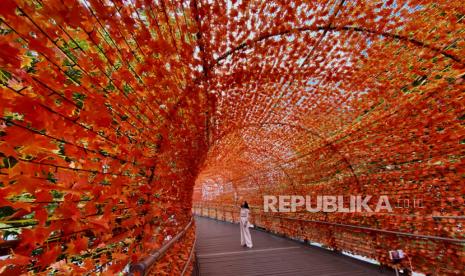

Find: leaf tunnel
[0,0,464,275]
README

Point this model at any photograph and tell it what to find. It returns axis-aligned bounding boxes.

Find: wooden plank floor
[195,216,395,276]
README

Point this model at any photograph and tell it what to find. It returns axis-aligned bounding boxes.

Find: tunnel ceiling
[0,0,464,274]
[194,0,465,205]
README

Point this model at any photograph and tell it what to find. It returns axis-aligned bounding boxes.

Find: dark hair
[242,201,249,209]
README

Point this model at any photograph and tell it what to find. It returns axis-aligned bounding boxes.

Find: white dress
[240,208,253,248]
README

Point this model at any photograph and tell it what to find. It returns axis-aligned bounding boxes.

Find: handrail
[181,232,197,276]
[273,215,465,244]
[129,216,194,276]
[194,205,465,244]
[193,203,465,220]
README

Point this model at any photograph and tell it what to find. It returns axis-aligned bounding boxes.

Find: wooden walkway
[194,216,395,276]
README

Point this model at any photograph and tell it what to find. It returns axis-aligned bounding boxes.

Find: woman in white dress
[240,201,253,248]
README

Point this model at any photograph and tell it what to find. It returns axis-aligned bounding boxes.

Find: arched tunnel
[0,0,464,275]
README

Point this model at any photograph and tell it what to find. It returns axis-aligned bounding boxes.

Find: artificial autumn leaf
[36,245,61,269]
[0,143,17,159]
[0,252,29,267]
[34,208,48,226]
[66,236,88,255]
[0,265,24,276]
[87,216,110,230]
[0,42,21,68]
[17,227,52,254]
